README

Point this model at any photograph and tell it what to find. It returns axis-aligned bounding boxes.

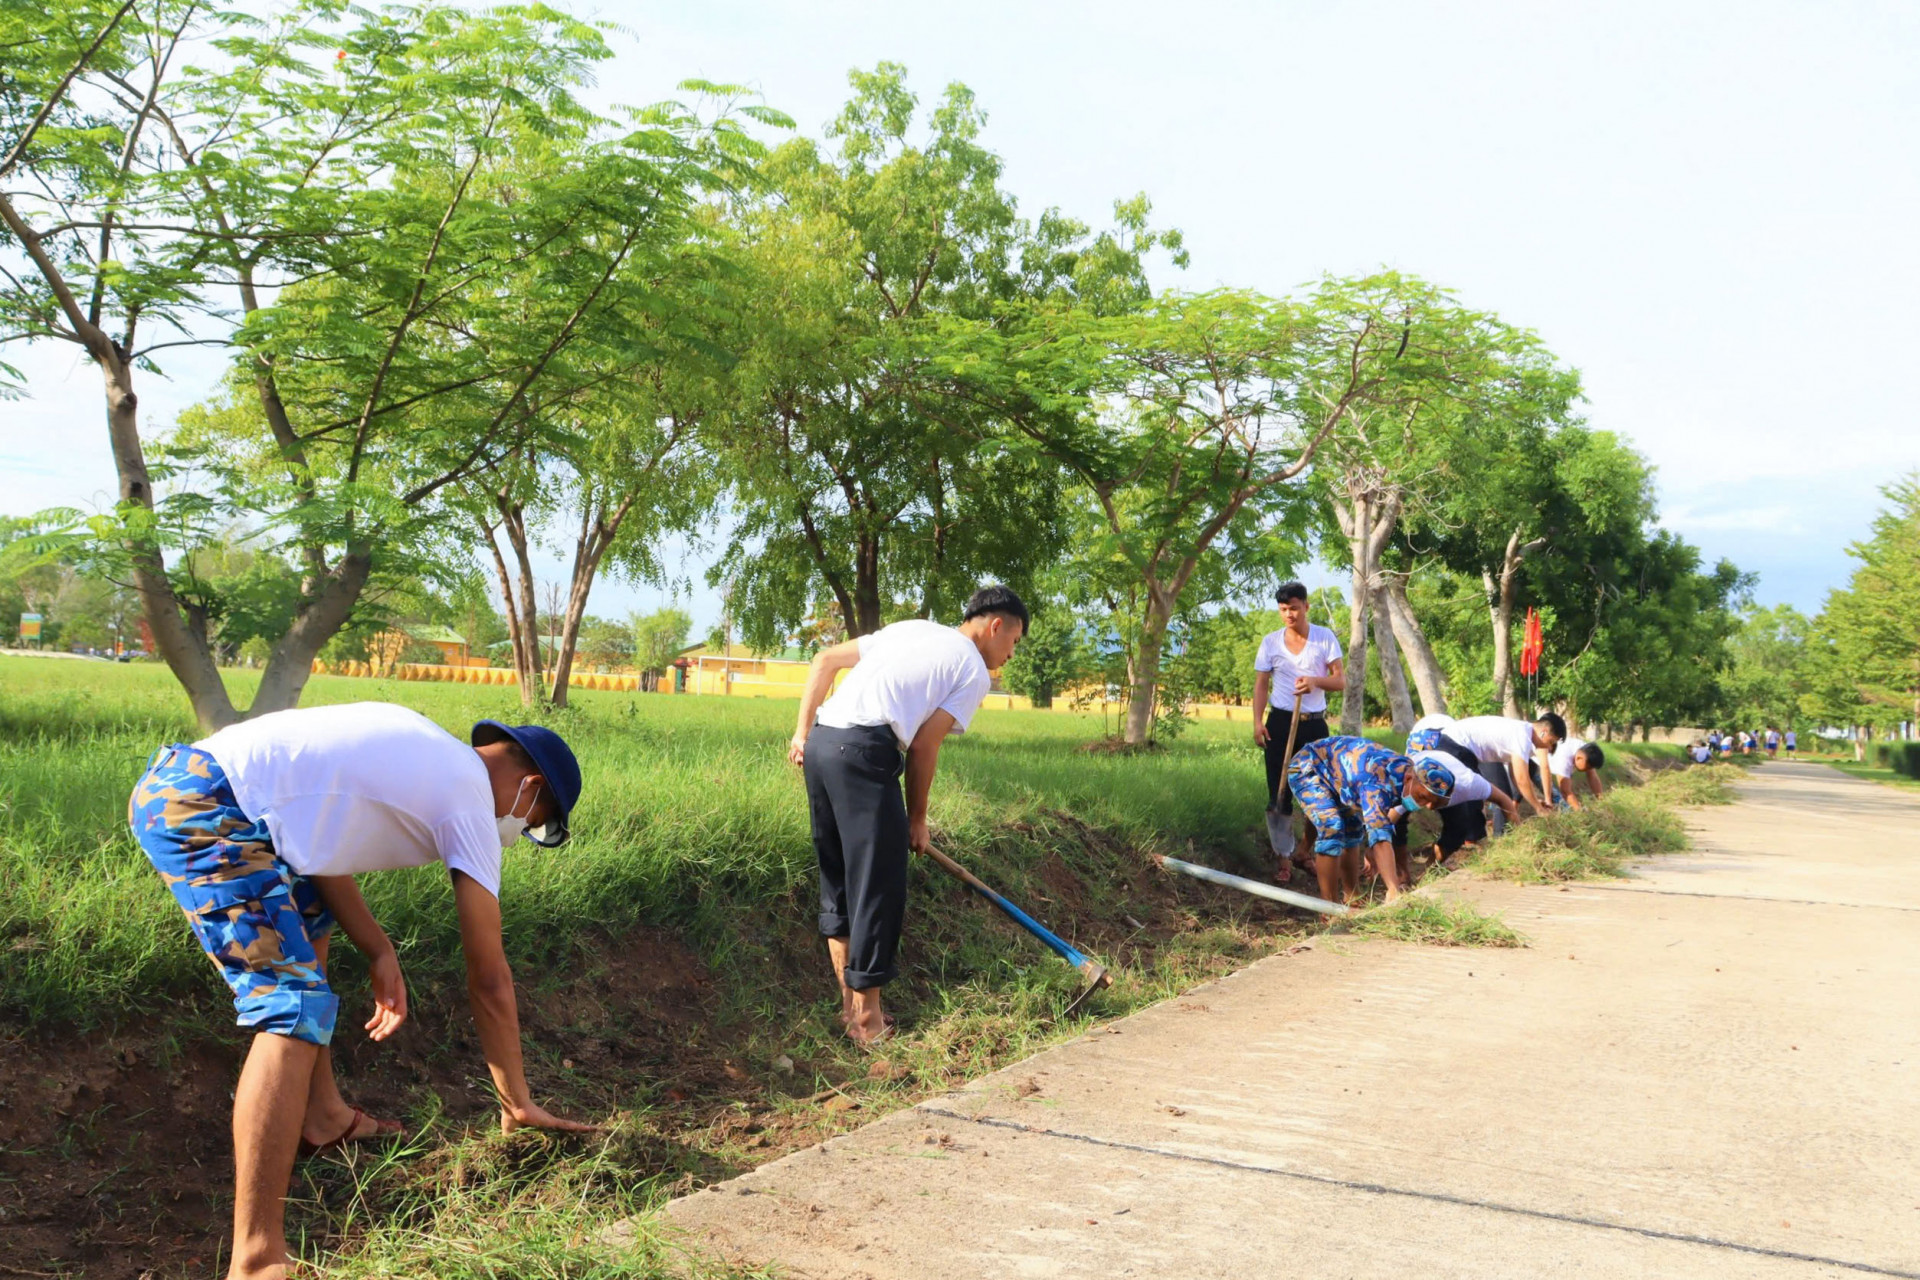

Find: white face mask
[497,777,541,849]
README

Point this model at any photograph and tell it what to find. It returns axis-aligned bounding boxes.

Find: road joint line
[915,1105,1919,1278]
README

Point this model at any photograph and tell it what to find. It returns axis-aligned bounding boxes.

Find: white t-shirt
[815,619,992,749]
[1254,624,1344,714]
[1448,715,1536,765]
[197,702,504,896]
[1411,750,1493,807]
[1549,737,1592,780]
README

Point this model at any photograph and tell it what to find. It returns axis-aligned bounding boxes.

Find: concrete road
[662,763,1920,1278]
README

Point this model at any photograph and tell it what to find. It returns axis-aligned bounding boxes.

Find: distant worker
[1251,581,1345,884]
[129,703,592,1280]
[1690,740,1713,765]
[1765,727,1780,757]
[789,586,1027,1047]
[1542,736,1606,810]
[1408,711,1565,834]
[1785,728,1798,756]
[1287,735,1455,904]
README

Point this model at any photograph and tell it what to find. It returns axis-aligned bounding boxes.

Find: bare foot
[847,1010,896,1048]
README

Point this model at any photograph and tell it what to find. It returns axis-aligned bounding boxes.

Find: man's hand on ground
[365,948,407,1041]
[501,1101,598,1134]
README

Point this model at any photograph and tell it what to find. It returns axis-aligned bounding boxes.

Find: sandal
[298,1107,403,1158]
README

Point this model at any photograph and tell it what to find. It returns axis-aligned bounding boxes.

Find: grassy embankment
[0,657,1734,1277]
[0,658,1322,1278]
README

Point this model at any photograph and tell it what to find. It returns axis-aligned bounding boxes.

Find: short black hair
[1275,581,1309,605]
[1576,743,1606,771]
[962,585,1029,631]
[1537,711,1568,743]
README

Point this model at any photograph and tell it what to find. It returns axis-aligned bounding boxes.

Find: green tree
[1810,474,1920,736]
[710,64,1170,647]
[998,609,1088,708]
[4,1,744,728]
[630,605,693,675]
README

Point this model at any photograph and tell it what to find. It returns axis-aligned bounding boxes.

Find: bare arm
[904,709,958,854]
[308,874,406,1040]
[1309,657,1345,695]
[1586,767,1604,801]
[1486,783,1521,827]
[789,638,864,765]
[1509,753,1545,813]
[1252,671,1272,744]
[452,871,595,1133]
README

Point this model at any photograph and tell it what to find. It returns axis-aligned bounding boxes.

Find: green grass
[0,658,1720,1276]
[0,657,1272,1028]
[1349,895,1524,947]
[1464,766,1736,884]
[1825,759,1920,794]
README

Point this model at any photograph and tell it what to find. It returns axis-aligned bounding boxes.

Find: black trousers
[1264,707,1330,815]
[804,722,909,991]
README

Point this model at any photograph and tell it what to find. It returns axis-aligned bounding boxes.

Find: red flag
[1519,607,1544,677]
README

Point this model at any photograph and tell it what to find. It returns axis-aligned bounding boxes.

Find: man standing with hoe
[789,586,1027,1047]
[128,702,597,1280]
[1252,582,1345,884]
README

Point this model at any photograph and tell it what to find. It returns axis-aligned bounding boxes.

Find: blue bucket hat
[1410,753,1457,802]
[472,720,581,847]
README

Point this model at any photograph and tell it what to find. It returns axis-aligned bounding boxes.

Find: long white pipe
[1154,854,1352,917]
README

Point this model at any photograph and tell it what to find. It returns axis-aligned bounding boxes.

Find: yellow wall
[308,656,1263,722]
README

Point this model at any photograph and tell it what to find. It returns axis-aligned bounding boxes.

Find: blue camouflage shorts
[129,745,338,1045]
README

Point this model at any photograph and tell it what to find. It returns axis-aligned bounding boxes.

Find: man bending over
[129,702,594,1280]
[1544,737,1606,810]
[1287,736,1455,904]
[1415,712,1564,834]
[789,586,1026,1046]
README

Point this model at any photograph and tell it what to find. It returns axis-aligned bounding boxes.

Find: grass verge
[1349,895,1525,947]
[1824,760,1920,794]
[1465,765,1737,884]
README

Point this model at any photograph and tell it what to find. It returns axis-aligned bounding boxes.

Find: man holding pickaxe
[1252,581,1346,884]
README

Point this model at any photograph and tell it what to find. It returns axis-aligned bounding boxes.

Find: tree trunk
[1488,527,1546,720]
[497,499,545,707]
[1122,595,1172,745]
[852,535,883,636]
[548,492,632,710]
[103,359,240,729]
[1370,585,1415,732]
[1381,572,1448,717]
[1341,494,1372,736]
[251,545,374,716]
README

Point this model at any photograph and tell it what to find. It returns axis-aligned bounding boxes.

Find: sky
[5,0,1917,632]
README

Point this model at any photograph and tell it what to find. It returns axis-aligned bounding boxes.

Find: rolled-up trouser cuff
[842,964,898,991]
[236,987,338,1046]
[819,913,850,937]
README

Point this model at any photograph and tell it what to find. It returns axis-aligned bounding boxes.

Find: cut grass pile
[1350,895,1525,947]
[1465,764,1737,884]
